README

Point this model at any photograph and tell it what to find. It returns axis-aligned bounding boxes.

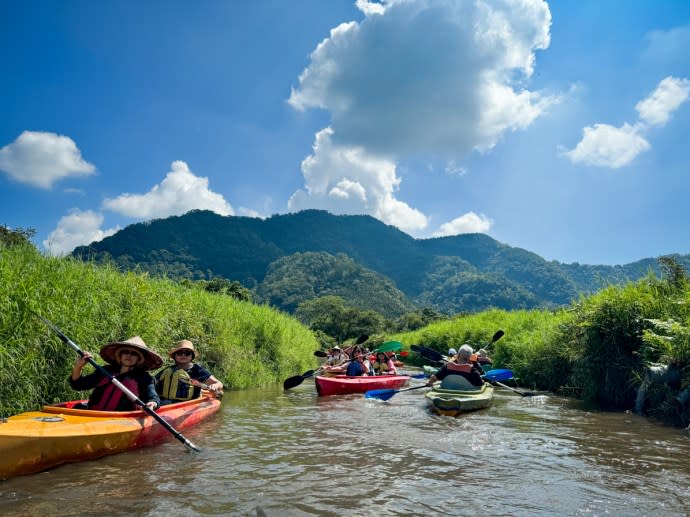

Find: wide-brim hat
[168,339,197,360]
[100,336,163,371]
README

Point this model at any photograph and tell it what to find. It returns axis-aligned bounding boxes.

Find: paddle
[488,380,539,397]
[314,350,328,358]
[180,377,224,399]
[375,341,403,353]
[37,315,201,452]
[283,369,320,390]
[411,344,444,363]
[364,383,433,401]
[365,369,514,401]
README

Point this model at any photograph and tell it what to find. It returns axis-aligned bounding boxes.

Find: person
[427,344,484,390]
[346,346,370,376]
[477,348,493,368]
[156,340,223,404]
[70,336,162,411]
[372,351,397,375]
[327,345,349,367]
[447,347,457,360]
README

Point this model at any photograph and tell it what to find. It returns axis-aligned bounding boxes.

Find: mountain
[72,209,690,315]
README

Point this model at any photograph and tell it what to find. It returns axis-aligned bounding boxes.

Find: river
[1,375,690,516]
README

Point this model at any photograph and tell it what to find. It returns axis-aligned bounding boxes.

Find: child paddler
[155,340,223,405]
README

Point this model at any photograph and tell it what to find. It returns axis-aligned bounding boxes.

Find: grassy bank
[0,243,318,417]
[394,262,690,427]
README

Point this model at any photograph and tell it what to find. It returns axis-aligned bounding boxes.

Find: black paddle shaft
[37,315,201,452]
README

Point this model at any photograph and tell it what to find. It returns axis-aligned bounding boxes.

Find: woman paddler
[70,336,162,411]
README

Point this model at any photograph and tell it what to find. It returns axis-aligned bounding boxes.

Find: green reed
[0,243,318,416]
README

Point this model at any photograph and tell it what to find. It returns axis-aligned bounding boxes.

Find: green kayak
[425,382,494,416]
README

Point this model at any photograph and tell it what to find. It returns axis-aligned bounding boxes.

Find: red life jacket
[90,375,139,411]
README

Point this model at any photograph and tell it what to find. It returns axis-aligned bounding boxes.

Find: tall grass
[0,243,318,417]
[395,269,690,426]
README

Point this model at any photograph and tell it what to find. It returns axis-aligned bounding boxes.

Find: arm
[141,374,161,410]
[387,359,397,375]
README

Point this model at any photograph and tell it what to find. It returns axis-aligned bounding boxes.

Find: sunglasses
[175,350,193,357]
[120,349,141,357]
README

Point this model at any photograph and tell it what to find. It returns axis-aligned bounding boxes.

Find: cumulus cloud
[635,76,690,126]
[0,131,95,189]
[288,0,553,236]
[102,160,233,219]
[563,123,650,169]
[288,128,428,233]
[289,0,555,156]
[564,76,689,168]
[43,209,119,256]
[432,212,493,237]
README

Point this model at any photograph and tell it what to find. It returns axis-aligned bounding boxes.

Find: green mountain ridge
[72,209,690,315]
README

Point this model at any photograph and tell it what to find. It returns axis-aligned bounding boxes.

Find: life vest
[445,362,473,374]
[372,361,389,375]
[157,366,196,401]
[90,375,139,411]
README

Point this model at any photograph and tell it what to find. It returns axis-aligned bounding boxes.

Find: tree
[0,226,36,248]
[296,295,385,344]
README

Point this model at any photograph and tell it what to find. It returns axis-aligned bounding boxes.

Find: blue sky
[1,0,689,266]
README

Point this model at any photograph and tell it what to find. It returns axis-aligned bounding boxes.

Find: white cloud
[0,131,95,189]
[563,123,650,169]
[288,0,554,236]
[433,212,493,237]
[289,0,556,157]
[43,209,119,256]
[102,160,233,219]
[564,76,689,168]
[288,128,428,233]
[635,76,690,127]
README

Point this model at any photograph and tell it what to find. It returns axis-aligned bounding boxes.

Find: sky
[1,0,690,266]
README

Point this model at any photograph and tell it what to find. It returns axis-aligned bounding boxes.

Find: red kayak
[315,375,410,396]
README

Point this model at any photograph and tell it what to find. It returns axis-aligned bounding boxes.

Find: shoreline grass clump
[0,241,318,417]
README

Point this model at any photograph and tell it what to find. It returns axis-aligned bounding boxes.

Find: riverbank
[0,242,318,417]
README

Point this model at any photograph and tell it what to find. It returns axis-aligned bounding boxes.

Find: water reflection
[2,381,690,516]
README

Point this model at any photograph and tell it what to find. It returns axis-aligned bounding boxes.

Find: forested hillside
[72,209,690,315]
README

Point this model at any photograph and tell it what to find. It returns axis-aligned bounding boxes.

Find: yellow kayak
[0,394,221,480]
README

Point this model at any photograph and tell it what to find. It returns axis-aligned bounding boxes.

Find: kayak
[425,383,494,416]
[0,394,221,480]
[315,374,410,396]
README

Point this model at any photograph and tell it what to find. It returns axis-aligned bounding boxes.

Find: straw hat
[168,339,197,360]
[100,336,163,371]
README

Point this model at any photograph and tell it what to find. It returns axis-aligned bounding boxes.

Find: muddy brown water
[1,375,690,516]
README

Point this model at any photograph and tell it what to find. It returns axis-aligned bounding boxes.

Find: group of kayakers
[322,345,399,376]
[70,336,223,412]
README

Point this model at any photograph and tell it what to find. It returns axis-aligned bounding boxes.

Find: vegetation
[257,251,415,317]
[0,236,318,417]
[71,209,690,316]
[5,222,690,429]
[395,257,690,427]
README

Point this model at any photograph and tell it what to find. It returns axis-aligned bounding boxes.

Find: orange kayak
[0,394,221,480]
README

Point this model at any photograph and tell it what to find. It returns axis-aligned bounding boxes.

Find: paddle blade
[418,346,444,363]
[483,368,514,382]
[491,330,505,343]
[376,341,403,353]
[356,334,370,345]
[283,375,305,390]
[314,350,328,357]
[364,389,397,401]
